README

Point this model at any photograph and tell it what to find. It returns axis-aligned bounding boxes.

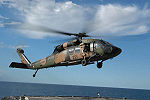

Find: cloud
[0,42,29,49]
[22,0,86,39]
[7,44,29,49]
[90,4,150,36]
[0,15,9,20]
[0,23,4,27]
[14,45,29,49]
[0,0,12,5]
[4,21,21,25]
[0,21,21,28]
[1,0,150,39]
[0,15,10,27]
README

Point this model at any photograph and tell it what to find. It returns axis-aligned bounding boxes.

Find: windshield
[100,40,107,46]
[100,40,112,46]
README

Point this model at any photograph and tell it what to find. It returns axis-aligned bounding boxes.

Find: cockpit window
[105,41,112,45]
[53,45,64,54]
[100,40,112,46]
[100,40,107,46]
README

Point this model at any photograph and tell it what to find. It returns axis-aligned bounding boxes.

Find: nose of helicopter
[111,46,122,57]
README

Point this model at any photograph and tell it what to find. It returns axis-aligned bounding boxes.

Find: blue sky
[0,0,150,90]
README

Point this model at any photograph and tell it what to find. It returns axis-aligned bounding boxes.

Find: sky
[0,0,150,90]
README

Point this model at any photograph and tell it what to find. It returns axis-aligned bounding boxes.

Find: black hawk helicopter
[9,27,122,77]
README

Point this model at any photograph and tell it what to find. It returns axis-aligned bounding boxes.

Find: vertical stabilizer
[17,48,31,64]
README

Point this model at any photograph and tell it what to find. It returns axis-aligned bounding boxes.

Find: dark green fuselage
[30,39,121,69]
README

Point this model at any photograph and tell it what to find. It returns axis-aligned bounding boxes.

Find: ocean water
[0,81,150,100]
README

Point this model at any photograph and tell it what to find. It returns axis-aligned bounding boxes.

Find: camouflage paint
[54,50,67,64]
[10,39,121,70]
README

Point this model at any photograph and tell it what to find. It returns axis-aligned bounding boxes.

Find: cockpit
[99,40,112,46]
[53,39,81,54]
[53,39,113,54]
[53,45,64,54]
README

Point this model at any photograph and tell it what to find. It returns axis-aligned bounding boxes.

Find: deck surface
[6,96,135,100]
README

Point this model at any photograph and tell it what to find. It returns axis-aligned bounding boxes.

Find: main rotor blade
[17,23,78,36]
[50,37,76,44]
[19,24,93,38]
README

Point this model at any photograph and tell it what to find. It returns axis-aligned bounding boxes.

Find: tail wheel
[97,62,102,69]
[33,69,39,77]
[81,59,87,66]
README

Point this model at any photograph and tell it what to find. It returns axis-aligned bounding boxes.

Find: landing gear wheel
[97,62,103,69]
[33,69,39,77]
[33,74,36,77]
[81,60,87,66]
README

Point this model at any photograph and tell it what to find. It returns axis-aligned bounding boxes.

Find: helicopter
[9,27,122,77]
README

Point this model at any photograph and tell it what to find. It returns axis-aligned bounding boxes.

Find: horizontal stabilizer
[9,62,31,69]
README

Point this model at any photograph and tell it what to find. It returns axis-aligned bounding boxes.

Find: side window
[84,43,90,52]
[75,47,80,54]
[69,47,74,55]
[90,42,94,51]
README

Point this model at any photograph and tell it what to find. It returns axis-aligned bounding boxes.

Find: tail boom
[9,62,33,69]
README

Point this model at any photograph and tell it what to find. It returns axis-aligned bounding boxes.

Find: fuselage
[31,39,122,69]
